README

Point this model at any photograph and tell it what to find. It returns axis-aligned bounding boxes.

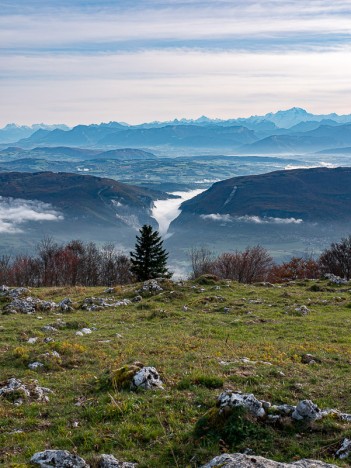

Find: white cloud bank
[200,214,303,224]
[0,197,63,234]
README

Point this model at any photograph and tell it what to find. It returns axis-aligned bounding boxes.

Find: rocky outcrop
[217,391,265,418]
[201,453,338,468]
[82,297,131,311]
[0,378,52,405]
[97,453,138,467]
[30,449,88,467]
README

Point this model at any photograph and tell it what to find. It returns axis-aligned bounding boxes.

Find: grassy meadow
[1,277,351,467]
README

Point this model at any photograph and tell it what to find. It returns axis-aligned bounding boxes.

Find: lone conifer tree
[130,224,171,281]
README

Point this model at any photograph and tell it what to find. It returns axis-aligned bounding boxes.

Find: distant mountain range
[0,146,157,161]
[0,123,70,144]
[2,108,351,154]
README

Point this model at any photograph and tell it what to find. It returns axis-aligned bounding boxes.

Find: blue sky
[1,0,351,125]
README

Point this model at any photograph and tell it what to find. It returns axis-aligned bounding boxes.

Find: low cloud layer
[0,197,63,234]
[201,213,303,224]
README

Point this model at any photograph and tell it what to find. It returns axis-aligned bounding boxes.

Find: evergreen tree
[130,224,171,281]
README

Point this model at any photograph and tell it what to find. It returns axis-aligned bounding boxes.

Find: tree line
[1,228,351,286]
[189,235,351,283]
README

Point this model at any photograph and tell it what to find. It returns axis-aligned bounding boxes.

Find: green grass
[0,279,351,467]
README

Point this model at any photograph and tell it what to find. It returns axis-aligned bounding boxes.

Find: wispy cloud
[200,213,303,224]
[1,1,351,124]
[0,197,63,234]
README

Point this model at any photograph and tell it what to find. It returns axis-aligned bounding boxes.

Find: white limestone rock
[336,438,351,459]
[292,400,322,421]
[30,449,89,467]
[217,390,265,418]
[200,453,338,468]
[97,453,138,467]
[131,366,164,390]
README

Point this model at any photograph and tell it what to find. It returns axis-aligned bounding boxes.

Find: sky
[1,0,351,126]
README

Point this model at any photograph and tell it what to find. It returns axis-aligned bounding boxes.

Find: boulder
[97,453,138,467]
[292,400,321,421]
[30,449,88,467]
[200,453,338,467]
[131,366,164,390]
[217,390,265,418]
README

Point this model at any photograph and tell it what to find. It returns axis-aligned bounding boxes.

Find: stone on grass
[30,449,88,467]
[28,337,38,344]
[131,366,164,390]
[0,378,52,404]
[301,354,321,365]
[59,298,74,312]
[200,453,338,468]
[97,453,138,467]
[336,438,351,459]
[42,326,58,333]
[28,362,44,370]
[292,400,321,421]
[217,390,265,418]
[294,305,309,315]
[325,273,348,285]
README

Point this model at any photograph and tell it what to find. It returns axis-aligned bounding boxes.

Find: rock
[131,366,164,390]
[104,288,116,294]
[97,453,138,467]
[325,273,348,285]
[217,390,265,418]
[82,297,131,311]
[30,449,88,467]
[292,400,321,421]
[270,404,296,417]
[28,337,38,344]
[59,298,74,312]
[2,292,59,314]
[76,331,84,336]
[0,378,52,404]
[200,453,338,467]
[44,337,54,343]
[42,326,58,333]
[132,295,142,302]
[138,279,163,293]
[28,362,44,370]
[295,305,309,315]
[81,328,92,334]
[336,438,351,459]
[301,354,321,364]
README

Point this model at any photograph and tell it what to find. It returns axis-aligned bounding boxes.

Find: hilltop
[0,277,351,466]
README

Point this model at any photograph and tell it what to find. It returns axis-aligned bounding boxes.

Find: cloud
[200,213,233,222]
[0,197,63,234]
[1,47,351,125]
[201,213,303,224]
[236,215,303,224]
[2,1,351,125]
